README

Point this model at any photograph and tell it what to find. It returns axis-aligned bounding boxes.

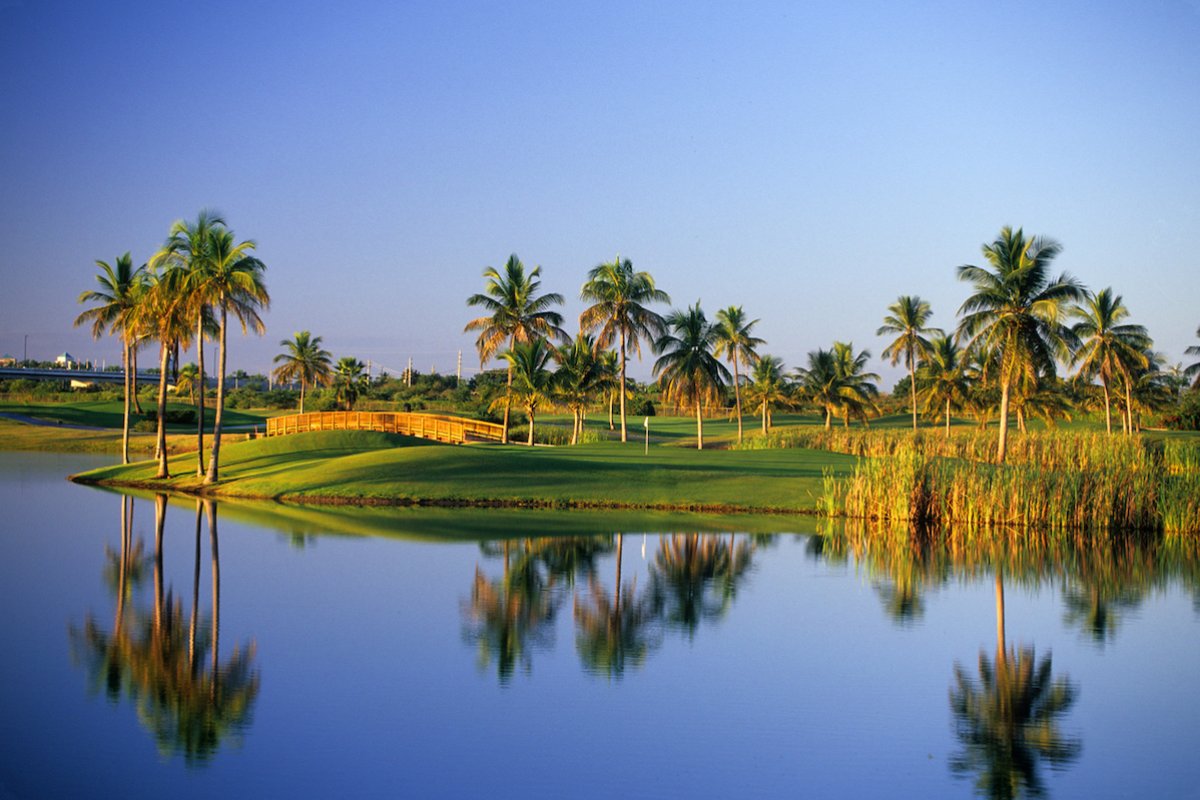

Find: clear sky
[2,0,1197,385]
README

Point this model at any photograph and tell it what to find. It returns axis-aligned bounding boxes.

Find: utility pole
[407,356,413,387]
[23,334,27,364]
[456,350,462,388]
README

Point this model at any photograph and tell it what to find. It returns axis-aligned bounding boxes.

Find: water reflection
[949,571,1081,799]
[574,533,662,679]
[69,495,260,765]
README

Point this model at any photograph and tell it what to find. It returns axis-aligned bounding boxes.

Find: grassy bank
[70,429,857,513]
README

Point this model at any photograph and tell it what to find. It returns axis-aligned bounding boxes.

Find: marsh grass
[818,430,1200,535]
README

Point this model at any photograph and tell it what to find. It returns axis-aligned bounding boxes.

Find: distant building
[55,352,76,368]
[0,354,15,367]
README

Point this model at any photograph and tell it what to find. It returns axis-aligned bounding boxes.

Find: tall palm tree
[498,338,555,446]
[137,267,193,479]
[653,303,731,450]
[272,331,333,413]
[713,305,765,444]
[877,295,939,430]
[151,210,224,477]
[956,227,1085,463]
[1071,288,1150,435]
[332,357,368,410]
[1184,325,1200,389]
[579,256,670,443]
[74,253,147,464]
[553,334,603,445]
[831,341,881,427]
[745,354,787,434]
[199,226,269,485]
[465,255,566,444]
[916,334,970,436]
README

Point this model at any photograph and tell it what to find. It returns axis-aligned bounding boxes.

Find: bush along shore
[815,430,1200,536]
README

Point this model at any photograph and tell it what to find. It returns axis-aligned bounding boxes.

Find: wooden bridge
[265,411,505,444]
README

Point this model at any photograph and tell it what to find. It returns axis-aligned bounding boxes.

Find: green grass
[71,428,857,513]
[0,399,275,431]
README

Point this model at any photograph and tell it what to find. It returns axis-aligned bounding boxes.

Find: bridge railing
[265,411,505,444]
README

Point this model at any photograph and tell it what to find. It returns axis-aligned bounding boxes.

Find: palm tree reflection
[949,571,1080,799]
[574,533,662,678]
[649,533,752,639]
[70,495,260,765]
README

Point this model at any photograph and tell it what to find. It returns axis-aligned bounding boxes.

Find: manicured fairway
[72,429,857,513]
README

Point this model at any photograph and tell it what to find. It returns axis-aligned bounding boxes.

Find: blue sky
[2,0,1197,384]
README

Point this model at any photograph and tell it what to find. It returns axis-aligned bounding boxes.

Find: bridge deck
[265,411,504,444]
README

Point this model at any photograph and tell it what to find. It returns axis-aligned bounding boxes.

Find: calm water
[1,450,1199,799]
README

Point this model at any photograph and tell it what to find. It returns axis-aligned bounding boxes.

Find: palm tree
[745,355,788,434]
[653,303,731,450]
[579,256,670,443]
[956,227,1085,463]
[465,255,567,444]
[1184,326,1200,389]
[137,267,193,479]
[878,295,939,430]
[498,338,555,446]
[151,210,225,477]
[74,253,147,464]
[795,348,840,429]
[272,331,333,413]
[916,334,970,436]
[175,363,200,405]
[596,349,622,431]
[199,226,269,485]
[553,334,603,445]
[332,357,368,410]
[1071,288,1151,435]
[831,341,880,427]
[713,305,765,444]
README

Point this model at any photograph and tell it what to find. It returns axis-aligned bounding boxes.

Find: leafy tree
[956,227,1085,462]
[579,256,670,443]
[498,338,555,446]
[745,354,788,434]
[713,305,765,444]
[877,295,939,430]
[465,254,566,443]
[831,341,881,427]
[653,302,730,450]
[553,334,604,445]
[333,357,368,410]
[198,226,268,484]
[151,211,225,476]
[272,331,333,413]
[74,252,147,464]
[1071,288,1151,435]
[1185,325,1200,389]
[916,334,970,436]
[795,348,840,429]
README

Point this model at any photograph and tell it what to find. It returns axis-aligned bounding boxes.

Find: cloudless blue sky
[2,0,1197,384]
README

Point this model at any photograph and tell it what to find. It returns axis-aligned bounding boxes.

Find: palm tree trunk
[733,359,743,444]
[131,344,144,415]
[996,379,1011,464]
[1101,380,1112,434]
[945,396,951,437]
[608,391,615,431]
[695,399,703,450]
[619,328,628,443]
[909,360,918,431]
[762,399,768,435]
[121,339,131,465]
[204,303,228,484]
[196,317,206,477]
[526,405,535,446]
[501,334,515,445]
[824,406,832,430]
[1124,381,1133,436]
[155,341,171,478]
[299,378,306,414]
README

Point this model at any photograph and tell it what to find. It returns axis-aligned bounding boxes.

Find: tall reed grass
[816,431,1200,536]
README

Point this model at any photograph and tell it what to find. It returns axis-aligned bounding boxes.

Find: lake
[1,450,1198,799]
